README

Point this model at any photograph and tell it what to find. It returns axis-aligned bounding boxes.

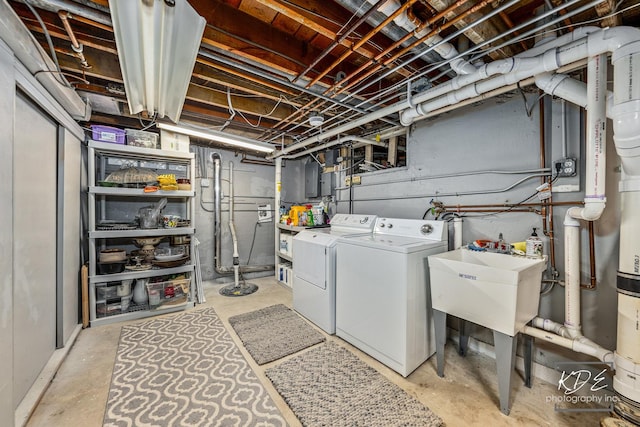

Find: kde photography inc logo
[546,361,619,413]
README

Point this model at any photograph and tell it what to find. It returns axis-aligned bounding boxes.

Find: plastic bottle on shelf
[307,206,315,227]
[525,228,543,258]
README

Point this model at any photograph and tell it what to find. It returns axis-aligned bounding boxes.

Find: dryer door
[293,232,333,289]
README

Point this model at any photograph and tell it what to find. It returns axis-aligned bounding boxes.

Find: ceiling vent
[309,112,324,127]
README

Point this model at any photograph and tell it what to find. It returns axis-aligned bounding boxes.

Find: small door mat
[228,304,325,365]
[265,342,443,427]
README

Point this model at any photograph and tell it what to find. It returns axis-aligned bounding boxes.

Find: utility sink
[428,248,546,336]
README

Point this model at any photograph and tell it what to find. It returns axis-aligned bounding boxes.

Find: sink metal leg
[524,334,533,388]
[493,331,517,415]
[433,309,447,377]
[459,318,469,356]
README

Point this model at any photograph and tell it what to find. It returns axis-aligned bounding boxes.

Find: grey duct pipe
[15,0,112,25]
[211,152,273,275]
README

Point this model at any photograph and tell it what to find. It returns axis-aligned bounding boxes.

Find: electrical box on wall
[305,161,320,198]
[555,157,577,177]
[258,204,272,223]
[321,172,335,196]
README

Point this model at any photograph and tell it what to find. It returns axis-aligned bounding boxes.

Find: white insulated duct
[367,0,476,75]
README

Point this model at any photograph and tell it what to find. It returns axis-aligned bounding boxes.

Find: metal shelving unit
[87,140,196,326]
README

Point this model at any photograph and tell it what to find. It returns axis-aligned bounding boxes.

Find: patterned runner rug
[228,304,325,365]
[103,307,286,427]
[265,342,443,427]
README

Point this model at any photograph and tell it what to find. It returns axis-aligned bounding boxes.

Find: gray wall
[192,148,293,282]
[326,94,620,368]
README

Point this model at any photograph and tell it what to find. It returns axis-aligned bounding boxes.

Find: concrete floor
[26,277,611,427]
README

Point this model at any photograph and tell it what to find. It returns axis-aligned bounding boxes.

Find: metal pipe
[211,153,273,275]
[269,0,589,151]
[306,0,421,88]
[58,11,90,69]
[197,49,399,128]
[16,0,111,25]
[441,201,584,208]
[331,0,478,97]
[293,0,387,83]
[588,221,597,289]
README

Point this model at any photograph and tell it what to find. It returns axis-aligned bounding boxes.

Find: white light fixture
[109,0,205,123]
[157,123,275,153]
[309,112,324,127]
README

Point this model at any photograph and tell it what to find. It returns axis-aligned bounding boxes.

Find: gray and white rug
[228,304,325,365]
[266,342,444,427]
[103,307,286,427]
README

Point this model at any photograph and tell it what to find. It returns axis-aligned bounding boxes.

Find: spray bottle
[525,227,543,258]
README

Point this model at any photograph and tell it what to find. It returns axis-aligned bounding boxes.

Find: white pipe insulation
[368,0,476,75]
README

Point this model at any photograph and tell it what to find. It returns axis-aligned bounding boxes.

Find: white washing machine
[292,214,377,334]
[335,218,448,377]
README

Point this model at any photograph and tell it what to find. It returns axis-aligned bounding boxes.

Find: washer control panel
[374,218,446,240]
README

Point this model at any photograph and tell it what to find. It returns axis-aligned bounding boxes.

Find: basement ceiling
[8,0,640,155]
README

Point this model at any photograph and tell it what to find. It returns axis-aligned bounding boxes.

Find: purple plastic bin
[91,125,125,144]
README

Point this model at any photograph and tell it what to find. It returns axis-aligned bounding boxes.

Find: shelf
[89,140,194,160]
[91,301,194,327]
[277,224,306,232]
[90,186,194,198]
[89,264,194,283]
[278,252,293,262]
[90,227,195,238]
[88,139,196,326]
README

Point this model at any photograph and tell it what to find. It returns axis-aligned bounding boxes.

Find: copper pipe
[58,11,91,69]
[547,186,557,273]
[499,12,528,51]
[325,0,471,94]
[442,208,541,213]
[587,221,597,289]
[539,94,558,271]
[294,0,388,83]
[333,0,491,97]
[306,0,423,88]
[441,201,584,209]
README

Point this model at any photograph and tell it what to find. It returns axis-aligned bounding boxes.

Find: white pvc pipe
[400,27,640,126]
[274,156,282,279]
[532,317,572,338]
[453,217,462,249]
[563,212,582,335]
[568,54,608,222]
[523,326,614,363]
[367,0,476,75]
